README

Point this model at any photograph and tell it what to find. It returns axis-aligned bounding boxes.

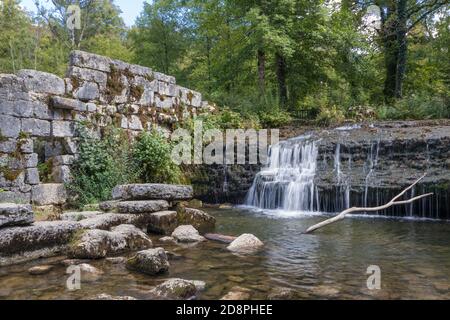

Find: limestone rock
[76,263,104,282]
[99,200,119,212]
[51,96,86,111]
[68,224,152,259]
[117,200,169,214]
[126,248,169,275]
[60,211,101,222]
[0,203,34,228]
[89,294,137,300]
[28,265,53,275]
[226,234,264,254]
[221,286,252,300]
[112,184,193,201]
[149,278,203,300]
[177,207,216,234]
[31,184,67,206]
[147,211,178,235]
[171,225,206,243]
[17,69,65,95]
[0,220,81,256]
[70,51,112,73]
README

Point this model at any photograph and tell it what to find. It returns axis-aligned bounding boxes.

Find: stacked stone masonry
[0,51,214,205]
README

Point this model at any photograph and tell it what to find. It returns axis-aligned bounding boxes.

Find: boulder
[117,200,169,214]
[0,220,81,256]
[126,248,169,275]
[76,263,104,282]
[99,200,119,212]
[28,265,54,275]
[0,203,34,228]
[221,286,252,300]
[60,211,101,222]
[112,184,193,201]
[149,278,204,300]
[171,225,206,243]
[147,211,178,235]
[68,224,152,259]
[227,234,264,254]
[31,184,67,206]
[177,207,216,234]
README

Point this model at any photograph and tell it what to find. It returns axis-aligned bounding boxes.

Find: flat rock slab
[60,211,101,221]
[117,200,169,214]
[78,213,156,230]
[0,203,34,228]
[31,184,67,206]
[204,233,237,244]
[0,221,81,256]
[112,184,193,201]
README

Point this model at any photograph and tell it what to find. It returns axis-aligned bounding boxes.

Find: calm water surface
[0,208,449,300]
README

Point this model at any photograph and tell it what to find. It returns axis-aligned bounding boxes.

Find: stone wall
[0,51,214,205]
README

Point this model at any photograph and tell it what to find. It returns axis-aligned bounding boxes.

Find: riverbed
[0,208,449,300]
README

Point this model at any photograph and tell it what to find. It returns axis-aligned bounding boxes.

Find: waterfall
[245,136,319,211]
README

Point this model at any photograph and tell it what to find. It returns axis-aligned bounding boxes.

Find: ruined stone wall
[0,51,214,205]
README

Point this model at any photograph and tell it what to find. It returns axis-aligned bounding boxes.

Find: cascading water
[245,136,319,211]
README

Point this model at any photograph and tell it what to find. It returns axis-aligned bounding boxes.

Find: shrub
[132,131,182,184]
[258,108,293,128]
[66,124,137,209]
[376,95,449,120]
[315,105,346,127]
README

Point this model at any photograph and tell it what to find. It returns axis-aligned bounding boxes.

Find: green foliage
[377,95,450,120]
[37,160,53,183]
[132,131,182,184]
[66,124,138,209]
[258,108,293,128]
[316,105,346,127]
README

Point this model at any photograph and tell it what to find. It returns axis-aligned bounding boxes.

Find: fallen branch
[305,174,433,234]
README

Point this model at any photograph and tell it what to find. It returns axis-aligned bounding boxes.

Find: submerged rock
[105,257,127,264]
[0,203,34,228]
[159,236,175,243]
[112,184,193,201]
[60,259,91,267]
[89,294,137,300]
[76,263,104,282]
[68,224,152,259]
[176,207,216,234]
[117,200,169,214]
[171,225,206,243]
[28,265,54,275]
[267,287,297,300]
[221,286,251,300]
[227,234,264,254]
[147,211,178,235]
[126,248,170,275]
[149,278,204,300]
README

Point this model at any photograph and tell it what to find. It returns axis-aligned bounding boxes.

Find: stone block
[31,184,67,206]
[25,168,40,185]
[21,118,51,137]
[0,115,21,138]
[70,51,112,73]
[0,203,34,228]
[74,82,99,101]
[51,96,86,112]
[17,69,65,95]
[52,121,75,138]
[67,66,108,87]
[24,153,38,168]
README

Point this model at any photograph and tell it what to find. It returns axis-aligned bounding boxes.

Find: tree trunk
[257,49,266,94]
[395,0,408,99]
[381,2,398,103]
[275,52,287,107]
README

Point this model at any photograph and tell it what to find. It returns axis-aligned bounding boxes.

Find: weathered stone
[158,81,178,97]
[89,294,137,300]
[154,72,176,84]
[154,94,174,109]
[32,100,52,120]
[128,115,143,130]
[17,69,65,95]
[0,191,31,204]
[28,265,53,275]
[0,203,34,228]
[24,153,38,168]
[0,99,34,118]
[25,168,40,185]
[62,138,78,155]
[204,233,237,244]
[99,200,119,212]
[0,220,81,256]
[159,236,175,243]
[70,51,112,73]
[171,225,206,243]
[51,96,86,111]
[86,103,97,113]
[78,213,127,230]
[51,165,72,183]
[60,211,101,221]
[0,139,17,153]
[117,200,169,214]
[126,248,169,275]
[74,82,99,101]
[31,184,67,206]
[267,287,297,300]
[53,155,75,166]
[52,121,75,138]
[60,258,91,267]
[105,256,127,264]
[75,263,104,282]
[67,66,108,86]
[19,139,33,153]
[227,234,264,254]
[0,115,21,138]
[177,207,216,234]
[221,287,251,300]
[68,224,152,259]
[147,211,178,235]
[112,184,193,201]
[149,278,202,300]
[21,118,51,137]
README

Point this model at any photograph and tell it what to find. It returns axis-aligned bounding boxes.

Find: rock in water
[126,248,170,275]
[147,211,178,235]
[28,265,53,275]
[267,287,297,300]
[149,278,203,300]
[89,294,137,300]
[221,286,252,300]
[76,263,104,282]
[68,224,152,259]
[176,207,216,234]
[117,200,169,214]
[0,203,34,228]
[226,234,264,253]
[171,225,206,243]
[112,184,193,201]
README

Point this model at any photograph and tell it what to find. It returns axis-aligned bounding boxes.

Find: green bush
[315,105,346,127]
[258,108,293,128]
[376,95,449,120]
[66,124,138,209]
[132,131,182,184]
